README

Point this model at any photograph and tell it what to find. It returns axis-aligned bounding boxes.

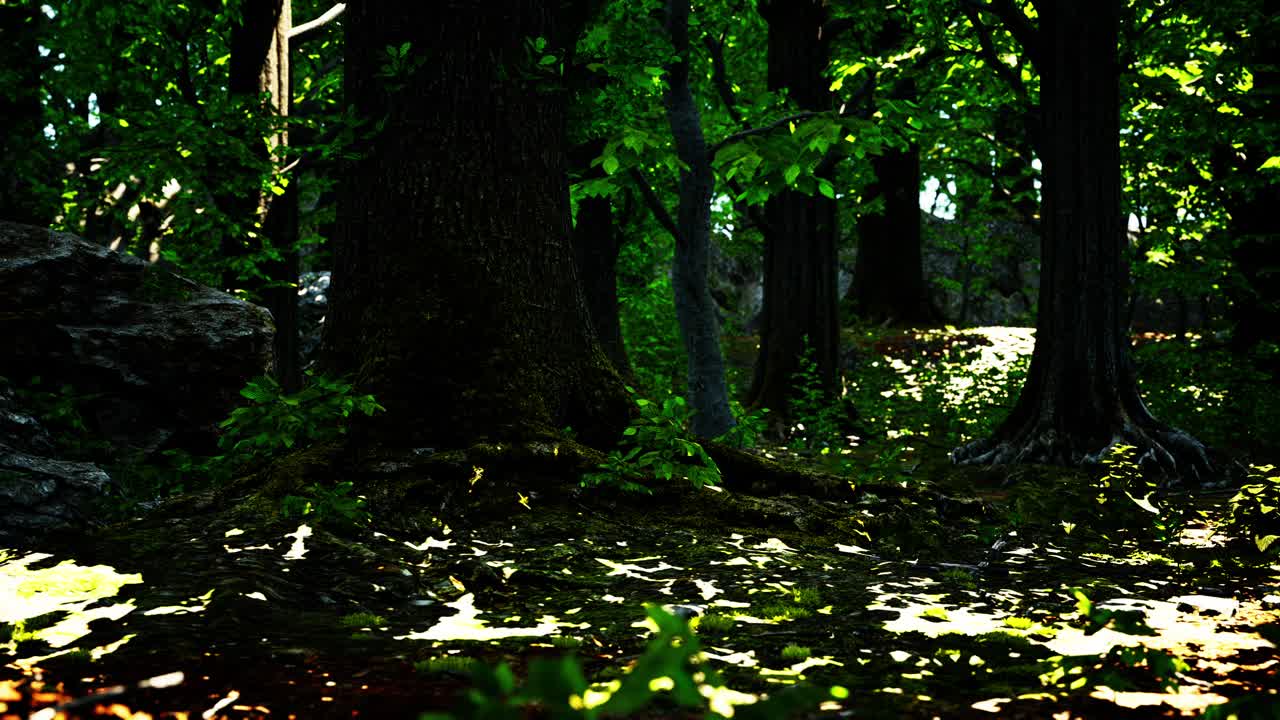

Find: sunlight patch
[395,593,562,641]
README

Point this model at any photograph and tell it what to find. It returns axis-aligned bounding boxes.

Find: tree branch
[288,3,346,44]
[703,33,747,129]
[961,5,1028,101]
[708,111,826,158]
[960,0,1039,69]
[628,167,683,245]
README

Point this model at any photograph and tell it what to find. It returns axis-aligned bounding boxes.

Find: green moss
[781,644,812,661]
[695,613,735,634]
[552,635,582,649]
[339,612,388,629]
[791,586,823,608]
[134,268,194,303]
[415,655,476,675]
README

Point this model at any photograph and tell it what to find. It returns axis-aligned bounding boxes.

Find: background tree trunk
[324,0,629,449]
[227,0,302,391]
[0,4,53,226]
[572,195,631,377]
[852,141,932,325]
[662,0,735,438]
[747,0,841,415]
[952,0,1210,480]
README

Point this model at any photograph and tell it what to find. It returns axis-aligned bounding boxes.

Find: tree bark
[1223,0,1280,353]
[0,4,52,226]
[227,0,302,391]
[952,0,1211,482]
[661,0,735,438]
[572,196,631,377]
[747,0,842,415]
[851,142,933,325]
[323,1,630,449]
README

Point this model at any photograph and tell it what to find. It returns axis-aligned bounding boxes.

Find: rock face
[297,270,330,369]
[0,221,274,542]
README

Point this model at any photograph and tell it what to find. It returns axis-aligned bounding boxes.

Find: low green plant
[420,605,833,720]
[717,400,769,449]
[552,635,583,650]
[281,481,370,527]
[780,644,811,662]
[1039,590,1186,694]
[1223,464,1280,557]
[415,655,477,675]
[790,586,823,609]
[788,339,846,451]
[339,611,387,629]
[1089,444,1189,543]
[695,613,735,634]
[582,389,720,494]
[220,372,384,468]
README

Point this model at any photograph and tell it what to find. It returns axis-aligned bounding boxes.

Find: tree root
[951,419,1219,486]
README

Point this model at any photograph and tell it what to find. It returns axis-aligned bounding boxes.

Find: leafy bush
[717,400,770,449]
[282,481,371,528]
[219,372,384,468]
[582,390,721,494]
[788,339,847,451]
[1223,464,1280,557]
[420,605,833,720]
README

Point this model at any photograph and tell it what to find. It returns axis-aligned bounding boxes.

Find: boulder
[297,270,330,369]
[0,221,274,540]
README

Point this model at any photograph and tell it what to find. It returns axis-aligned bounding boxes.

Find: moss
[340,612,388,629]
[134,267,195,303]
[781,644,812,661]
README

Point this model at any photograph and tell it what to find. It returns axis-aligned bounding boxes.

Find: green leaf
[1259,156,1280,170]
[817,178,835,199]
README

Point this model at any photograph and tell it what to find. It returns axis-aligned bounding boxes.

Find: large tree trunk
[952,0,1210,481]
[572,196,631,377]
[851,141,933,325]
[662,0,735,438]
[747,0,841,415]
[0,4,52,226]
[227,0,302,391]
[1224,0,1280,353]
[324,1,630,449]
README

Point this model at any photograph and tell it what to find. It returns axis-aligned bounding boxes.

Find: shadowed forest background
[1,0,1279,718]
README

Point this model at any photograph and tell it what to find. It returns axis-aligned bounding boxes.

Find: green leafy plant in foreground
[1223,464,1280,557]
[1040,590,1187,695]
[281,481,370,528]
[788,339,847,452]
[220,372,384,466]
[582,389,720,494]
[420,605,835,720]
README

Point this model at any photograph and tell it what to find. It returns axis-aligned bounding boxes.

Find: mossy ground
[2,331,1277,718]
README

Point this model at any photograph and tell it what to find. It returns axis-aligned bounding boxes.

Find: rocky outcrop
[0,221,274,541]
[297,270,330,369]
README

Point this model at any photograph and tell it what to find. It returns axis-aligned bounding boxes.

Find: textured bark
[0,5,52,226]
[324,1,629,449]
[747,0,841,415]
[227,0,302,390]
[572,196,631,376]
[662,0,735,438]
[852,142,933,325]
[1223,0,1280,352]
[952,0,1211,482]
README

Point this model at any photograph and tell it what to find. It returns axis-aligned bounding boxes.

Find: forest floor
[2,329,1278,719]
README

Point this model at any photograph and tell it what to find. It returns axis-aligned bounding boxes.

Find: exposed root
[951,420,1218,486]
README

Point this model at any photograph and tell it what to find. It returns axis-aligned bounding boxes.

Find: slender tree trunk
[952,0,1210,481]
[662,0,735,438]
[324,1,629,449]
[852,141,933,324]
[747,0,841,415]
[226,0,302,390]
[572,196,631,377]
